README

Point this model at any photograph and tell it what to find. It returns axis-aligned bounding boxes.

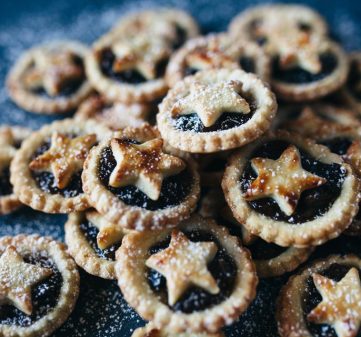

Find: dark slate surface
[0,0,360,336]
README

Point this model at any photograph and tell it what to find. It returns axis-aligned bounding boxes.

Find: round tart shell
[222,130,360,247]
[157,68,277,153]
[6,41,93,115]
[276,254,361,337]
[10,119,111,214]
[0,234,80,337]
[82,125,201,231]
[116,215,258,333]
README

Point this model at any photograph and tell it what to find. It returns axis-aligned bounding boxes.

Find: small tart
[222,130,360,247]
[82,124,200,231]
[165,33,270,87]
[341,52,361,115]
[277,254,361,337]
[65,211,130,279]
[7,41,93,114]
[219,207,314,278]
[132,323,224,337]
[75,95,150,130]
[0,126,31,215]
[10,119,111,214]
[0,234,79,337]
[157,68,277,153]
[116,215,258,333]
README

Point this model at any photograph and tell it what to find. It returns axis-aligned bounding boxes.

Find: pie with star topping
[222,130,359,247]
[0,234,79,337]
[116,214,257,333]
[277,254,361,337]
[82,124,200,231]
[10,119,111,214]
[157,68,277,153]
[65,211,130,279]
[229,5,349,101]
[165,33,270,87]
[132,322,225,337]
[0,126,31,215]
[6,41,93,114]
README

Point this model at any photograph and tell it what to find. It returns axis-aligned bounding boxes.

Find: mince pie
[10,119,111,214]
[0,234,79,337]
[82,124,200,231]
[65,211,130,279]
[75,95,150,130]
[229,5,348,101]
[7,41,92,114]
[341,52,361,115]
[277,254,361,337]
[219,207,314,278]
[157,68,277,153]
[222,130,359,247]
[116,215,258,333]
[165,33,270,87]
[0,126,31,215]
[132,323,225,337]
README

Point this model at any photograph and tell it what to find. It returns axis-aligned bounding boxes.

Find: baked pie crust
[0,126,31,215]
[65,211,130,279]
[75,95,150,130]
[277,254,361,337]
[165,34,270,87]
[0,234,79,337]
[157,68,277,153]
[10,119,111,214]
[82,125,200,231]
[222,130,359,247]
[116,215,257,333]
[7,41,93,114]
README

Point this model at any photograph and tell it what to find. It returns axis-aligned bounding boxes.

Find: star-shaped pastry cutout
[171,80,250,127]
[0,246,53,315]
[29,132,97,189]
[86,211,128,250]
[146,230,220,306]
[112,35,172,80]
[186,48,237,71]
[23,50,84,96]
[109,138,186,200]
[244,145,326,216]
[308,268,361,337]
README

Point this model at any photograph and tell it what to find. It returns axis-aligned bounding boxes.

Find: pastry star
[23,50,84,96]
[186,48,236,71]
[146,230,220,306]
[308,268,361,337]
[112,35,172,80]
[244,145,326,216]
[29,132,97,189]
[86,211,128,250]
[0,246,53,315]
[109,138,186,200]
[171,80,250,127]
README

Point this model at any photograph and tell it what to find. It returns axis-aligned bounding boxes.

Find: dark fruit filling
[172,25,187,50]
[272,53,337,84]
[79,220,121,261]
[99,48,168,84]
[98,146,193,211]
[319,137,353,156]
[173,92,257,133]
[239,56,255,73]
[0,254,63,327]
[0,166,12,196]
[303,263,360,337]
[30,140,83,197]
[347,60,361,100]
[147,230,237,313]
[184,67,199,77]
[240,140,346,224]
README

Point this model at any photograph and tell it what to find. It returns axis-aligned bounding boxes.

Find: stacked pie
[1,4,361,337]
